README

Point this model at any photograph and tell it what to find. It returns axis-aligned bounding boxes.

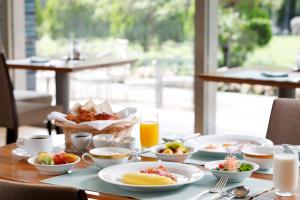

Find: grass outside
[36,35,300,72]
[244,35,300,69]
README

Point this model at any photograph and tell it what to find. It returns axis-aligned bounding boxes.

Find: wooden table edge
[7,58,137,73]
[198,73,300,88]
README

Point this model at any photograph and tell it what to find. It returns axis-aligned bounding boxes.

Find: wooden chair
[0,179,87,200]
[0,53,62,144]
[0,40,53,105]
[266,98,300,145]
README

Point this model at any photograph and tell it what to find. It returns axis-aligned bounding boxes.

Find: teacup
[242,146,273,170]
[114,136,136,150]
[82,147,131,168]
[71,132,92,151]
[17,135,53,156]
[93,134,114,148]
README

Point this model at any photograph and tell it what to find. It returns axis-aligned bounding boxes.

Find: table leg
[55,72,70,113]
[278,88,296,98]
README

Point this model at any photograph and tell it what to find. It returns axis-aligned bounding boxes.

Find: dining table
[7,57,137,113]
[0,134,299,200]
[198,67,300,98]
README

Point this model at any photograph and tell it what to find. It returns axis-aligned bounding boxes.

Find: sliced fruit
[162,148,173,154]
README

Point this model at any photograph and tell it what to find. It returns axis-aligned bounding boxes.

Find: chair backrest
[266,98,300,145]
[0,40,6,56]
[0,179,87,200]
[0,53,18,128]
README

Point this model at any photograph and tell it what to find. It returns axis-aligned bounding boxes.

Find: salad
[158,142,189,155]
[214,155,254,172]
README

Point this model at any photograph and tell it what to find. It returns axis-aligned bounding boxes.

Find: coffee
[32,136,48,139]
[75,135,88,138]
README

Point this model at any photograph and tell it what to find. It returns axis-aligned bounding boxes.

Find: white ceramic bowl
[151,144,195,163]
[205,160,259,183]
[242,146,273,170]
[71,132,92,151]
[82,147,131,168]
[28,155,80,175]
[93,134,114,148]
[114,136,136,150]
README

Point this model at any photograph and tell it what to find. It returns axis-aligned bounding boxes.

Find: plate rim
[98,161,204,188]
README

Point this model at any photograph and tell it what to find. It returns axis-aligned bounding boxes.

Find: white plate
[185,135,273,157]
[98,161,204,191]
[12,148,31,160]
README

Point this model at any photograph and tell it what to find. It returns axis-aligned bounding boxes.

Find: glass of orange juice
[140,113,159,149]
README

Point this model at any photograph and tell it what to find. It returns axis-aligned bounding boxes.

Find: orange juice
[140,122,159,148]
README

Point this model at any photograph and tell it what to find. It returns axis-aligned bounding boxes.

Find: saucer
[12,146,64,161]
[12,148,32,160]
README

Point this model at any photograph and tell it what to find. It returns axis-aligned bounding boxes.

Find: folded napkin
[42,166,274,200]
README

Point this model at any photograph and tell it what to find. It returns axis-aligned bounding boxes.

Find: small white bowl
[114,136,136,150]
[28,155,80,175]
[242,146,273,170]
[205,160,259,183]
[71,132,92,151]
[93,134,114,148]
[82,147,131,168]
[151,144,195,163]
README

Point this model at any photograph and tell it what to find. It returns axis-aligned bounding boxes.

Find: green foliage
[246,18,272,46]
[36,0,194,52]
[35,0,287,68]
[218,0,281,67]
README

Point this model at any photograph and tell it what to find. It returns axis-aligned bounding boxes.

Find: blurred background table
[199,68,300,98]
[7,58,137,112]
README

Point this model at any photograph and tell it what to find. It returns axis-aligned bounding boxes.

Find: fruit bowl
[151,144,195,163]
[28,153,80,175]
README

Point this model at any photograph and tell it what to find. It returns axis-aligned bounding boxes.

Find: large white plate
[185,135,273,157]
[98,161,204,191]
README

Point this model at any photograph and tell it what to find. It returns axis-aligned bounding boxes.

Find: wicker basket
[54,117,138,152]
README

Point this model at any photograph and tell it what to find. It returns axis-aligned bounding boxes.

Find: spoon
[162,133,201,143]
[226,186,249,199]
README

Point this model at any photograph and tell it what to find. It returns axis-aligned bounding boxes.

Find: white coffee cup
[71,132,92,151]
[17,135,53,156]
[93,134,114,148]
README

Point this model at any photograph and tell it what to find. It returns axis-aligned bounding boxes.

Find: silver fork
[189,176,229,200]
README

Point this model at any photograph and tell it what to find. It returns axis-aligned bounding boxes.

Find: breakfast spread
[213,155,254,172]
[158,142,189,155]
[36,152,78,165]
[122,165,177,185]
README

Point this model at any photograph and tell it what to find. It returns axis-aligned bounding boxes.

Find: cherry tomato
[53,153,67,165]
[219,163,224,169]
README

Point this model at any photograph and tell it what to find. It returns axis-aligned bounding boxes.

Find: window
[34,0,196,134]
